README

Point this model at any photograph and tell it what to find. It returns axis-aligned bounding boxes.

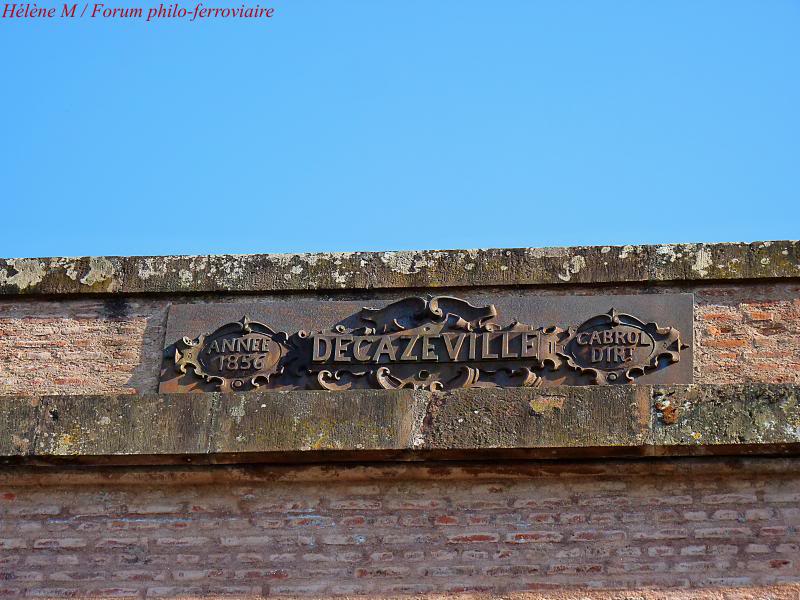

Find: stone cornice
[2,384,798,466]
[0,240,798,296]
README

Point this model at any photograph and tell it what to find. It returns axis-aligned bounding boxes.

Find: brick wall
[0,458,798,598]
[1,282,799,396]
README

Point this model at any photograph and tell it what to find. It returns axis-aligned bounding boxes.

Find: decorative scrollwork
[174,316,288,392]
[283,296,554,391]
[168,296,690,392]
[559,309,689,384]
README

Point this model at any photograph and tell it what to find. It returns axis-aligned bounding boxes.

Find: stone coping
[1,384,797,466]
[0,240,797,296]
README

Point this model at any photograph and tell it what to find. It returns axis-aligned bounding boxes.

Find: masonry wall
[1,281,799,396]
[0,459,799,598]
[1,242,799,599]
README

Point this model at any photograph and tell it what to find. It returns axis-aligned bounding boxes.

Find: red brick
[702,493,758,504]
[94,537,145,549]
[528,512,558,524]
[632,529,689,540]
[388,499,445,510]
[548,563,603,574]
[747,311,774,321]
[32,538,86,549]
[571,530,623,542]
[219,535,271,547]
[683,510,708,521]
[446,533,499,544]
[154,536,210,547]
[401,514,430,527]
[367,551,393,562]
[0,572,43,582]
[125,504,183,515]
[114,571,168,582]
[380,533,437,545]
[745,508,775,521]
[7,505,61,516]
[561,513,589,524]
[647,546,676,557]
[329,499,381,510]
[673,560,732,573]
[504,532,563,543]
[703,338,748,349]
[354,567,410,578]
[695,527,752,539]
[285,516,334,527]
[321,534,367,545]
[703,312,739,322]
[648,495,693,506]
[710,509,740,520]
[745,559,794,571]
[233,569,288,580]
[760,526,791,537]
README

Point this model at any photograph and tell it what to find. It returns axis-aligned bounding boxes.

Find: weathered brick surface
[0,458,798,597]
[1,282,799,396]
[695,284,800,384]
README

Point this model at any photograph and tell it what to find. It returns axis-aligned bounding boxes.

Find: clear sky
[1,1,798,258]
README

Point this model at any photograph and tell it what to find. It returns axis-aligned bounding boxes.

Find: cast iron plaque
[160,293,693,392]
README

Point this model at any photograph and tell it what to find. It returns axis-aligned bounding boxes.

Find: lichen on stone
[80,257,117,289]
[0,258,46,290]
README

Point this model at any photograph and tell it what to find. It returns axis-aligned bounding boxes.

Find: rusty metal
[159,293,693,393]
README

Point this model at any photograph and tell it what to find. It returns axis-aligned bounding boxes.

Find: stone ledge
[1,240,798,296]
[1,384,798,466]
[1,456,798,486]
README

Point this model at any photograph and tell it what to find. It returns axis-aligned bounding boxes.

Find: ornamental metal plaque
[159,293,693,392]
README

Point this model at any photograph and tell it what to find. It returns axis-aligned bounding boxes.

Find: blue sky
[1,1,798,258]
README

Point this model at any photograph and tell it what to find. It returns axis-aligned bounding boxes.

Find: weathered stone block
[1,385,798,465]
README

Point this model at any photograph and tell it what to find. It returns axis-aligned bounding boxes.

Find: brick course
[0,459,798,597]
